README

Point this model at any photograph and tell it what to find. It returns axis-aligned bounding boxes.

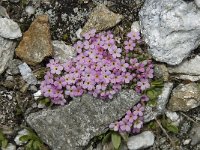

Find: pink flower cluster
[109,95,149,133]
[40,29,153,105]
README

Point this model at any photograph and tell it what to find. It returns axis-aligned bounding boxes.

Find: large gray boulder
[139,0,200,65]
[26,90,140,150]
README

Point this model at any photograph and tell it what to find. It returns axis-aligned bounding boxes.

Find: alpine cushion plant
[40,29,153,106]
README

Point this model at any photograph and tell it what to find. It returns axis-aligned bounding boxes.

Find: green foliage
[101,131,125,150]
[0,129,8,148]
[146,79,164,107]
[148,121,157,130]
[19,128,46,150]
[38,98,52,107]
[161,117,179,134]
[111,132,121,150]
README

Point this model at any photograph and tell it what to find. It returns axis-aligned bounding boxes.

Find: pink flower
[119,118,132,132]
[124,40,136,51]
[127,31,141,40]
[50,64,63,75]
[109,122,120,131]
[137,79,150,91]
[83,29,96,40]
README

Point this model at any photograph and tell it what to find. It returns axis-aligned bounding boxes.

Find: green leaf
[25,140,34,150]
[1,139,8,148]
[161,117,179,134]
[146,90,156,100]
[19,135,31,142]
[166,124,179,134]
[33,140,42,150]
[119,132,129,142]
[102,132,111,145]
[111,132,121,150]
[148,121,157,130]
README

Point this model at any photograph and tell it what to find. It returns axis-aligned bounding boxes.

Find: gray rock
[9,0,20,3]
[131,21,140,32]
[6,59,23,75]
[14,129,29,146]
[195,0,200,8]
[26,90,140,150]
[165,110,182,126]
[0,37,16,75]
[52,40,77,63]
[168,83,200,112]
[169,55,200,76]
[82,4,123,34]
[172,74,200,82]
[127,131,155,150]
[18,63,37,85]
[144,83,173,123]
[1,143,16,150]
[139,0,200,65]
[154,64,169,81]
[0,6,9,18]
[190,125,200,145]
[25,6,35,17]
[0,18,22,39]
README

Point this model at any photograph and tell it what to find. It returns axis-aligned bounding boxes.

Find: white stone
[131,21,140,32]
[183,139,191,145]
[127,131,155,150]
[0,18,22,39]
[76,28,83,39]
[165,111,179,122]
[52,40,77,63]
[165,110,181,126]
[195,0,200,8]
[0,37,16,75]
[14,129,29,146]
[139,0,200,65]
[33,90,42,100]
[25,6,35,16]
[18,63,37,85]
[1,143,16,150]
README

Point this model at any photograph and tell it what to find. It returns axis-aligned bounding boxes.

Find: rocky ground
[0,0,200,150]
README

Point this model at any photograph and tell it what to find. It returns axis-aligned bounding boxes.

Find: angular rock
[1,143,16,150]
[0,18,22,39]
[131,21,140,32]
[139,0,200,65]
[26,90,140,150]
[127,131,155,150]
[52,40,76,63]
[144,83,173,123]
[0,37,16,75]
[190,125,200,146]
[15,15,53,65]
[169,55,200,76]
[18,63,37,85]
[172,74,200,82]
[154,64,169,81]
[6,59,23,75]
[168,83,200,112]
[165,110,181,126]
[0,6,9,18]
[82,4,123,34]
[195,0,200,8]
